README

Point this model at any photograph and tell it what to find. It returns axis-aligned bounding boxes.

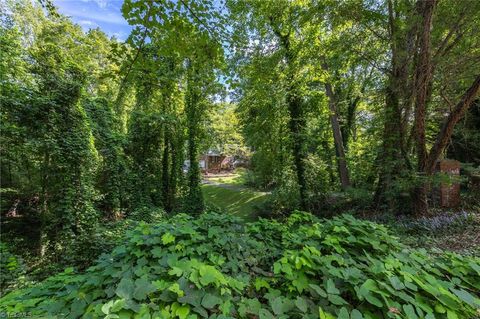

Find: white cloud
[64,10,127,25]
[55,0,128,25]
[78,19,96,26]
[93,0,107,9]
[79,0,107,8]
[54,0,131,40]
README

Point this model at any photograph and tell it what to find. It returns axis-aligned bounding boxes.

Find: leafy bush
[0,212,479,318]
[0,243,26,295]
[319,188,374,216]
[1,215,141,290]
[129,206,165,223]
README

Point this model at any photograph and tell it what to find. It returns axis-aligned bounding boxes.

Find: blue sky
[53,0,132,40]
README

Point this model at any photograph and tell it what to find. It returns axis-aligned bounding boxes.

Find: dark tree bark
[412,0,437,216]
[323,74,351,190]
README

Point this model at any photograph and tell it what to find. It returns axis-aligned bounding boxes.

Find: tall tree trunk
[374,81,405,208]
[286,86,307,209]
[39,151,50,257]
[185,65,204,214]
[162,128,172,213]
[341,96,360,150]
[321,140,336,185]
[374,0,412,209]
[323,76,351,190]
[169,136,178,211]
[412,0,437,216]
[275,31,308,210]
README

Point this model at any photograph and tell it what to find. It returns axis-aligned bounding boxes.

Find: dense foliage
[1,0,480,317]
[0,243,26,293]
[0,0,224,267]
[227,0,480,214]
[1,212,479,318]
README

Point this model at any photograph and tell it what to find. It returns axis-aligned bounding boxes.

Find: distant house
[183,151,235,174]
[200,151,234,174]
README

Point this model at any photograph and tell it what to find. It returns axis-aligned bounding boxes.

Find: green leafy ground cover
[1,212,479,319]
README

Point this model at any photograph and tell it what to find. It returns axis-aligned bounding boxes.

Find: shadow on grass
[202,184,268,221]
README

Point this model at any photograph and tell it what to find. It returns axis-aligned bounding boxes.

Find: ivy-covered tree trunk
[184,65,205,214]
[374,0,416,211]
[374,80,406,209]
[412,0,437,216]
[38,72,99,261]
[286,80,307,210]
[277,32,308,210]
[162,128,172,213]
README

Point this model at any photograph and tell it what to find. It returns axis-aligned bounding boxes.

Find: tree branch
[425,74,480,173]
[179,0,216,38]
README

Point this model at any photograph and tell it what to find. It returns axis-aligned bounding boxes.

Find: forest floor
[364,209,480,255]
[397,212,480,255]
[202,171,269,220]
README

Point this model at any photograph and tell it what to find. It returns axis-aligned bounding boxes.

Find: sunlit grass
[204,168,248,185]
[202,184,268,220]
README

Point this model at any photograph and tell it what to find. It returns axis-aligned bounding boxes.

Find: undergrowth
[0,212,479,318]
[0,216,140,295]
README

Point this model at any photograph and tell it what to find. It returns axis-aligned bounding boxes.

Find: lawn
[202,184,268,220]
[203,168,249,185]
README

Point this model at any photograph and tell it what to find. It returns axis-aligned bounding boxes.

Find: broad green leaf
[450,288,479,307]
[201,293,222,309]
[162,233,175,245]
[328,294,348,305]
[259,309,274,319]
[271,296,292,315]
[116,278,134,299]
[338,307,349,319]
[102,300,114,315]
[175,305,190,319]
[447,310,458,319]
[389,276,405,290]
[169,283,184,297]
[309,284,327,297]
[70,298,87,318]
[326,279,340,295]
[133,278,156,300]
[403,304,418,319]
[351,309,363,319]
[294,296,308,313]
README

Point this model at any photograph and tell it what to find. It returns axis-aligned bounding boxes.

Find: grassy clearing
[203,168,249,185]
[202,184,268,220]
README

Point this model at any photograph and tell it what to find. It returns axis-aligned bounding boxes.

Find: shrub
[0,212,479,318]
[0,243,26,295]
[129,206,165,223]
[319,188,373,216]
